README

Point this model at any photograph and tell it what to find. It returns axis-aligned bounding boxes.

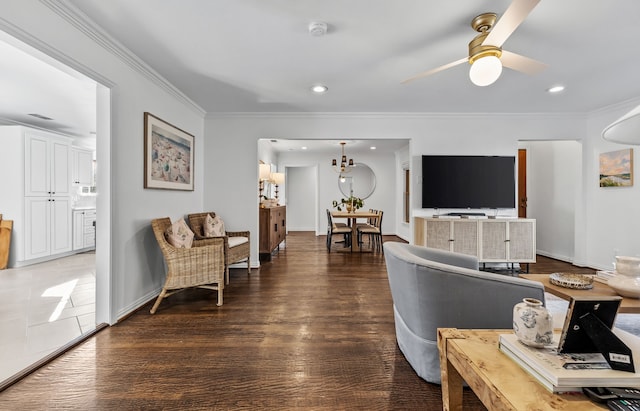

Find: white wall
[204,114,587,266]
[276,147,398,236]
[581,101,640,269]
[521,140,581,262]
[1,2,206,321]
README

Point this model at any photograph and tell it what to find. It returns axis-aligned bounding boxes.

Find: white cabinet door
[51,198,71,254]
[83,210,96,248]
[72,148,93,185]
[25,197,71,259]
[24,133,70,196]
[51,140,71,195]
[24,197,51,260]
[24,134,49,196]
[73,210,85,250]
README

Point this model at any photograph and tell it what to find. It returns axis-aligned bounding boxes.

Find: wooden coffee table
[519,274,640,314]
[437,328,606,410]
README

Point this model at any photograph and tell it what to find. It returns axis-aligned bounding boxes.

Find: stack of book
[499,332,640,393]
[595,270,616,283]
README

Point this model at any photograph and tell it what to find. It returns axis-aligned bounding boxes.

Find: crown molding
[39,0,205,117]
[589,96,640,117]
[205,111,587,120]
[0,14,113,89]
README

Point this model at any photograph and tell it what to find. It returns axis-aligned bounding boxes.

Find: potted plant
[332,196,364,213]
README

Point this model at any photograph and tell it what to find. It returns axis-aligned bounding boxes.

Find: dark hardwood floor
[0,232,586,410]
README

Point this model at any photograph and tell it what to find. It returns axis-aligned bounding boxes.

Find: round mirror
[338,163,376,199]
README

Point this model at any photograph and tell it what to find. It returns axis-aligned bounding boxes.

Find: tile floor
[0,252,96,382]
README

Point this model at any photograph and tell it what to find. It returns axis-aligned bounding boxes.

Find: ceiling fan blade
[483,0,540,47]
[501,50,547,75]
[401,57,469,84]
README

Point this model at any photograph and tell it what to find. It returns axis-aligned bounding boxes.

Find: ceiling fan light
[469,55,502,87]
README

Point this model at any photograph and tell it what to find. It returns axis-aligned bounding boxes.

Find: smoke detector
[308,22,328,37]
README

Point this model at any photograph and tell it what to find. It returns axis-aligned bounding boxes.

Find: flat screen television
[421,155,516,209]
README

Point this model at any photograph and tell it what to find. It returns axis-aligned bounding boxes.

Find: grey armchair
[383,242,545,384]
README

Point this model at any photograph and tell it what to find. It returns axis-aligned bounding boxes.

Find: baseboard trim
[535,250,574,264]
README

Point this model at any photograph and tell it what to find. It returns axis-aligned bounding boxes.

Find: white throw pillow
[165,218,194,248]
[204,213,226,237]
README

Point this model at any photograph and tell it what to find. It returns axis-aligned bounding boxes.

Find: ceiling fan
[403,0,547,87]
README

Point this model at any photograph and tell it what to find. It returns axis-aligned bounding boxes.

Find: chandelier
[332,142,355,174]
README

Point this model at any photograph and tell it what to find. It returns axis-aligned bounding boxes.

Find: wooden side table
[437,328,605,410]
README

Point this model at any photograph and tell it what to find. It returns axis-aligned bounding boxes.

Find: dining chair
[356,209,377,231]
[326,209,352,252]
[357,210,383,253]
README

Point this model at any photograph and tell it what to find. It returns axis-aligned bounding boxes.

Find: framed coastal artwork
[599,148,633,187]
[144,112,194,191]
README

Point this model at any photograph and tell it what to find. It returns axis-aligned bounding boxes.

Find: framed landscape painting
[144,112,194,191]
[599,148,633,187]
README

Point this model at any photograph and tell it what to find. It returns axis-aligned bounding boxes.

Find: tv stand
[414,217,536,268]
[445,212,486,217]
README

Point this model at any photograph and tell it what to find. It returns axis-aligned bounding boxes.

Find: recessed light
[370,146,377,150]
[311,85,328,94]
[547,85,565,93]
[301,146,308,150]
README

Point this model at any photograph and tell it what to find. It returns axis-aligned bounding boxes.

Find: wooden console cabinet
[414,217,536,264]
[259,205,286,261]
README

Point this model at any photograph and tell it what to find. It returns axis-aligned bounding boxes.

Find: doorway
[518,149,527,218]
[0,31,112,388]
[284,165,318,232]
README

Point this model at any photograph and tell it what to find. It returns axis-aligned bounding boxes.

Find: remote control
[608,388,640,400]
[607,398,640,411]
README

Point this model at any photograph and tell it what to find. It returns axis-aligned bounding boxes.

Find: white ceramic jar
[513,297,553,347]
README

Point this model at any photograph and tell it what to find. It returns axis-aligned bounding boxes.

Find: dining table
[331,210,380,252]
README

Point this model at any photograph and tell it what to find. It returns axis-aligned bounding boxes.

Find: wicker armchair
[150,217,226,314]
[187,212,251,285]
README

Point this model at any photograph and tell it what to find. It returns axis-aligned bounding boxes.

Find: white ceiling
[67,0,640,114]
[0,31,96,141]
[262,138,409,156]
[3,0,640,150]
